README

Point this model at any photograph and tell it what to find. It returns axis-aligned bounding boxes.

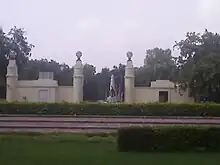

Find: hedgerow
[0,102,219,116]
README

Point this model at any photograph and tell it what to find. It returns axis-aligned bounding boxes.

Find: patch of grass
[0,133,219,165]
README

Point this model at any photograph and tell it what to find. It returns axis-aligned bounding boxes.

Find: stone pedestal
[73,51,84,103]
[124,51,134,103]
[6,51,18,102]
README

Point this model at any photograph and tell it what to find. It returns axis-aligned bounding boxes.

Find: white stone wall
[134,80,194,103]
[17,80,58,102]
[56,86,74,102]
[6,51,194,103]
[17,85,74,102]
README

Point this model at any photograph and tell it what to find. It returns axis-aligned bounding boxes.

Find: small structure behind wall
[134,80,193,103]
[17,72,58,102]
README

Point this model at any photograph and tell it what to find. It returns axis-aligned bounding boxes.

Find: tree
[174,29,220,102]
[83,64,98,101]
[110,64,125,101]
[7,27,34,70]
[135,48,177,86]
[0,28,7,82]
[135,66,152,86]
[96,67,111,100]
[0,26,34,99]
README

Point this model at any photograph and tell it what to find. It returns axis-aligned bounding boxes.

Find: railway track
[0,116,220,133]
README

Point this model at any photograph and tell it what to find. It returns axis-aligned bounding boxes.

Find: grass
[0,133,219,165]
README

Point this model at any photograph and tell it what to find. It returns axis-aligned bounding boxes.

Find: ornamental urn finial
[9,50,16,60]
[76,51,82,61]
[126,51,133,61]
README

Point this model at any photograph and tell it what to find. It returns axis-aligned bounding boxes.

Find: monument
[5,50,193,103]
[107,74,117,102]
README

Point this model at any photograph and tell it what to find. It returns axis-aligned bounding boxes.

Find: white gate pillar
[124,51,135,103]
[73,51,84,103]
[6,51,18,102]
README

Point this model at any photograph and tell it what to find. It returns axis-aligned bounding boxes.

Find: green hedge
[117,126,220,152]
[0,102,220,116]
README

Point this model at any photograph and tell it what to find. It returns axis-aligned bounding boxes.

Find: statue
[107,74,117,102]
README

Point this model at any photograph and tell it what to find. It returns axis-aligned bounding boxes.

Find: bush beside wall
[0,102,220,116]
[117,126,220,152]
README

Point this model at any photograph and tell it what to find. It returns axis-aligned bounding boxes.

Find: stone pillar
[73,51,84,103]
[124,51,134,103]
[6,51,18,102]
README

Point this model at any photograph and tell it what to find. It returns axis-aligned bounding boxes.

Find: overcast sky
[1,0,220,71]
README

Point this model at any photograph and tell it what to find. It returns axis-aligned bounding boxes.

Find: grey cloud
[0,0,220,71]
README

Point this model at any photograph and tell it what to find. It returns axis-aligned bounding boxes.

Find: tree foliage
[0,26,34,98]
[174,30,220,102]
[0,26,34,77]
[135,48,177,86]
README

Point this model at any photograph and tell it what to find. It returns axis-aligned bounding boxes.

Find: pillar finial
[9,50,16,60]
[126,51,133,61]
[76,51,82,61]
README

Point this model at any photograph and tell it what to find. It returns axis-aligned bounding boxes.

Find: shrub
[0,102,220,116]
[117,126,220,152]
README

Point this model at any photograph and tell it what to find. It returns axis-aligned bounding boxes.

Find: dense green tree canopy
[135,48,177,86]
[174,30,220,101]
[0,27,34,98]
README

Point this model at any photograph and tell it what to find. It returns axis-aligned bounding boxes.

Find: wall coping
[135,86,175,89]
[18,80,58,88]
